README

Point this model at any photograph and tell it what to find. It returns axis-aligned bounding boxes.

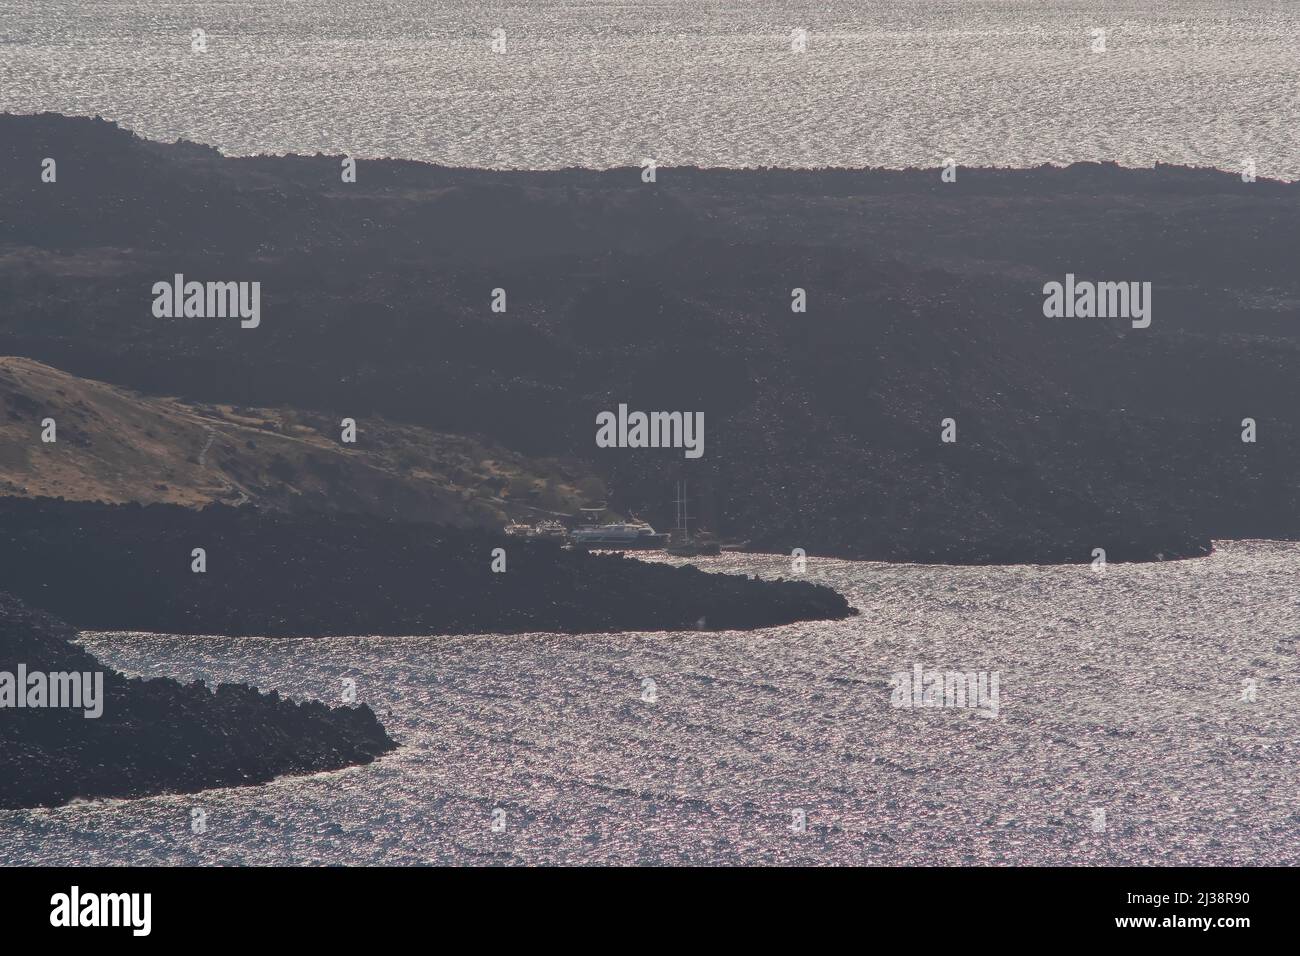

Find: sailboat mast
[674,480,692,538]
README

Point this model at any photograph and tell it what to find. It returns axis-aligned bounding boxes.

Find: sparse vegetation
[0,356,599,527]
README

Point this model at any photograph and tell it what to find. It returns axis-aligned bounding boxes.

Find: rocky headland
[0,591,395,810]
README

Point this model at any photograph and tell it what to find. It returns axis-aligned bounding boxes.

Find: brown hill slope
[0,356,600,524]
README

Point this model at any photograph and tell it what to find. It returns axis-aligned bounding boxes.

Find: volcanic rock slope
[2,113,1297,561]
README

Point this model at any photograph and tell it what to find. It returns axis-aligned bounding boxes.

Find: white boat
[569,520,667,549]
[504,519,570,541]
[532,520,568,541]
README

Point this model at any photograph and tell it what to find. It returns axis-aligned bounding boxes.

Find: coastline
[24,539,1299,865]
[3,0,1298,890]
[0,592,396,810]
[0,497,855,637]
[3,112,1297,566]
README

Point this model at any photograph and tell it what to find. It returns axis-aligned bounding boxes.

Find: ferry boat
[568,520,667,550]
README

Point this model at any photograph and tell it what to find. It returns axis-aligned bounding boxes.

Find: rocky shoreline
[0,592,395,810]
[0,497,855,636]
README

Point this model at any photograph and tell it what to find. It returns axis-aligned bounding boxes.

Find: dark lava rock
[0,497,855,636]
[0,591,396,809]
[3,114,1293,562]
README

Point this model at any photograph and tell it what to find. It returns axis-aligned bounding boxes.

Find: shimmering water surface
[2,541,1297,865]
[1,1,1297,177]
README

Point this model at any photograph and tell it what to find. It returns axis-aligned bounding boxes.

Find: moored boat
[665,481,721,556]
[569,520,667,549]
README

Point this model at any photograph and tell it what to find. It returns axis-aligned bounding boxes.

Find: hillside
[0,355,601,525]
[2,113,1298,561]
